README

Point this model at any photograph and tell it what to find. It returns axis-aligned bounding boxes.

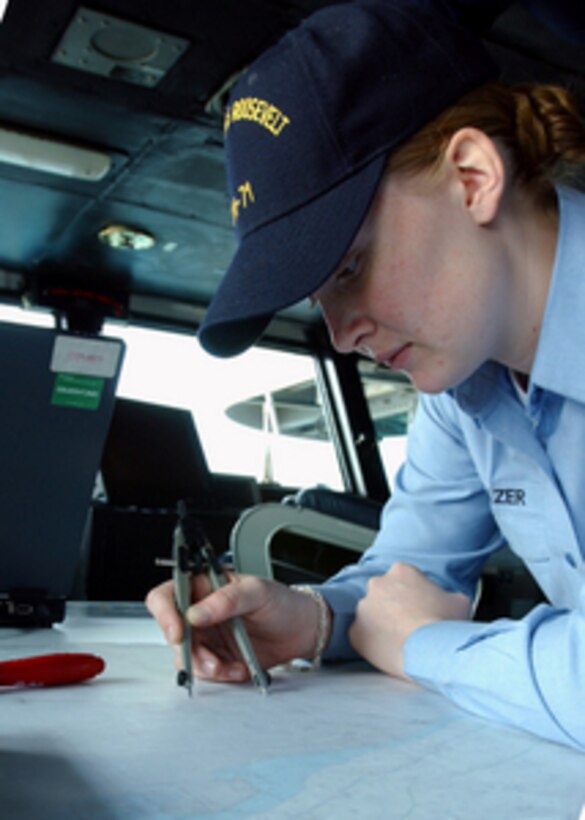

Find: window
[102,321,344,490]
[0,305,415,492]
[358,359,418,487]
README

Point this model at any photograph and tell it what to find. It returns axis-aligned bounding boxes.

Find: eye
[312,254,362,306]
[334,256,360,284]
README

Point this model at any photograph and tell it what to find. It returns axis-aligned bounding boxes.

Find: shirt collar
[451,186,585,414]
[449,360,508,416]
[530,186,585,403]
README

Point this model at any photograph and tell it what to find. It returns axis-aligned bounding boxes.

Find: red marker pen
[0,652,105,687]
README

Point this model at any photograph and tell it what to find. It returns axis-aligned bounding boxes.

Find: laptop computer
[99,397,214,509]
[0,322,124,625]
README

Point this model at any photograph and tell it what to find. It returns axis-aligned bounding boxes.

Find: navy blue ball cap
[199,0,498,357]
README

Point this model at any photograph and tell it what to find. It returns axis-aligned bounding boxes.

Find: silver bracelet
[292,585,331,669]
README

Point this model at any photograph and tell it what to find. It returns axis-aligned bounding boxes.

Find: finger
[185,575,266,629]
[145,580,184,645]
[190,572,213,601]
[146,572,216,643]
[191,642,249,684]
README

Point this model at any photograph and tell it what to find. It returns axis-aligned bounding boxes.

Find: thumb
[186,578,254,628]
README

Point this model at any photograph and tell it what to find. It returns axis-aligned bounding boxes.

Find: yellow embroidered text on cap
[231,180,255,226]
[224,97,291,137]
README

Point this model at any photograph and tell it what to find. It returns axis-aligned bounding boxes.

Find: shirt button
[564,553,578,568]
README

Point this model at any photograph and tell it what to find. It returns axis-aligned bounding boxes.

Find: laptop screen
[100,397,214,509]
[0,323,124,620]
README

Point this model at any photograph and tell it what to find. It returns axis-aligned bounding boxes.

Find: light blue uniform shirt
[320,186,585,751]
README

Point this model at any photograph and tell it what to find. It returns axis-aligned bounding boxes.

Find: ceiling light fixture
[98,224,156,251]
[0,125,111,180]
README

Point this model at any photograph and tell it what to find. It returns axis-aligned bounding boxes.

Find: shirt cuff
[403,619,491,688]
[318,584,363,661]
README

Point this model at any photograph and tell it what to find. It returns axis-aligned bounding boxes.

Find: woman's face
[314,167,512,394]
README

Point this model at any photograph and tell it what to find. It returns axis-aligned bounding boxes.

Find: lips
[377,343,412,371]
[390,344,414,371]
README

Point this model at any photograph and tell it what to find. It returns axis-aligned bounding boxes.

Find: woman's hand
[145,573,325,684]
[349,562,471,680]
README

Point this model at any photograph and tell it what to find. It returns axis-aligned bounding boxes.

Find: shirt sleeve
[319,392,585,751]
[404,592,585,751]
[320,392,504,657]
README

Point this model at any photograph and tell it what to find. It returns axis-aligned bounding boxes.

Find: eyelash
[335,257,360,283]
[310,255,362,307]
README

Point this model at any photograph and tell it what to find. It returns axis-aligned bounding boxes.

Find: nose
[319,299,375,356]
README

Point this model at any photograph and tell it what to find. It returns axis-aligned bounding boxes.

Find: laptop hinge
[0,589,66,627]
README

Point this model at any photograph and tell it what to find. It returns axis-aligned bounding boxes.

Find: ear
[444,127,506,225]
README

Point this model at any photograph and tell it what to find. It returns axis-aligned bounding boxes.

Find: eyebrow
[309,243,358,306]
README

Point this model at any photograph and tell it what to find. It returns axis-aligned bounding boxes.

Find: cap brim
[198,153,387,356]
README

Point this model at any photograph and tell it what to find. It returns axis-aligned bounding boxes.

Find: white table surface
[1,602,584,820]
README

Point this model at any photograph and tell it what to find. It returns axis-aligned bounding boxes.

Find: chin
[408,366,470,395]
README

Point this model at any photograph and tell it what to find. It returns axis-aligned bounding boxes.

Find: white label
[51,336,122,378]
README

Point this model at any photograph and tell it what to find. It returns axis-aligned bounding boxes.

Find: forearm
[404,597,585,751]
[322,555,585,752]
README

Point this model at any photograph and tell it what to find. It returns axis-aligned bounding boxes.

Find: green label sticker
[51,373,104,410]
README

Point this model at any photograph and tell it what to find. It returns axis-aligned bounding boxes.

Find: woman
[147,0,585,750]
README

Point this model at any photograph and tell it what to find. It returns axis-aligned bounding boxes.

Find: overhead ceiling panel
[0,1,581,346]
